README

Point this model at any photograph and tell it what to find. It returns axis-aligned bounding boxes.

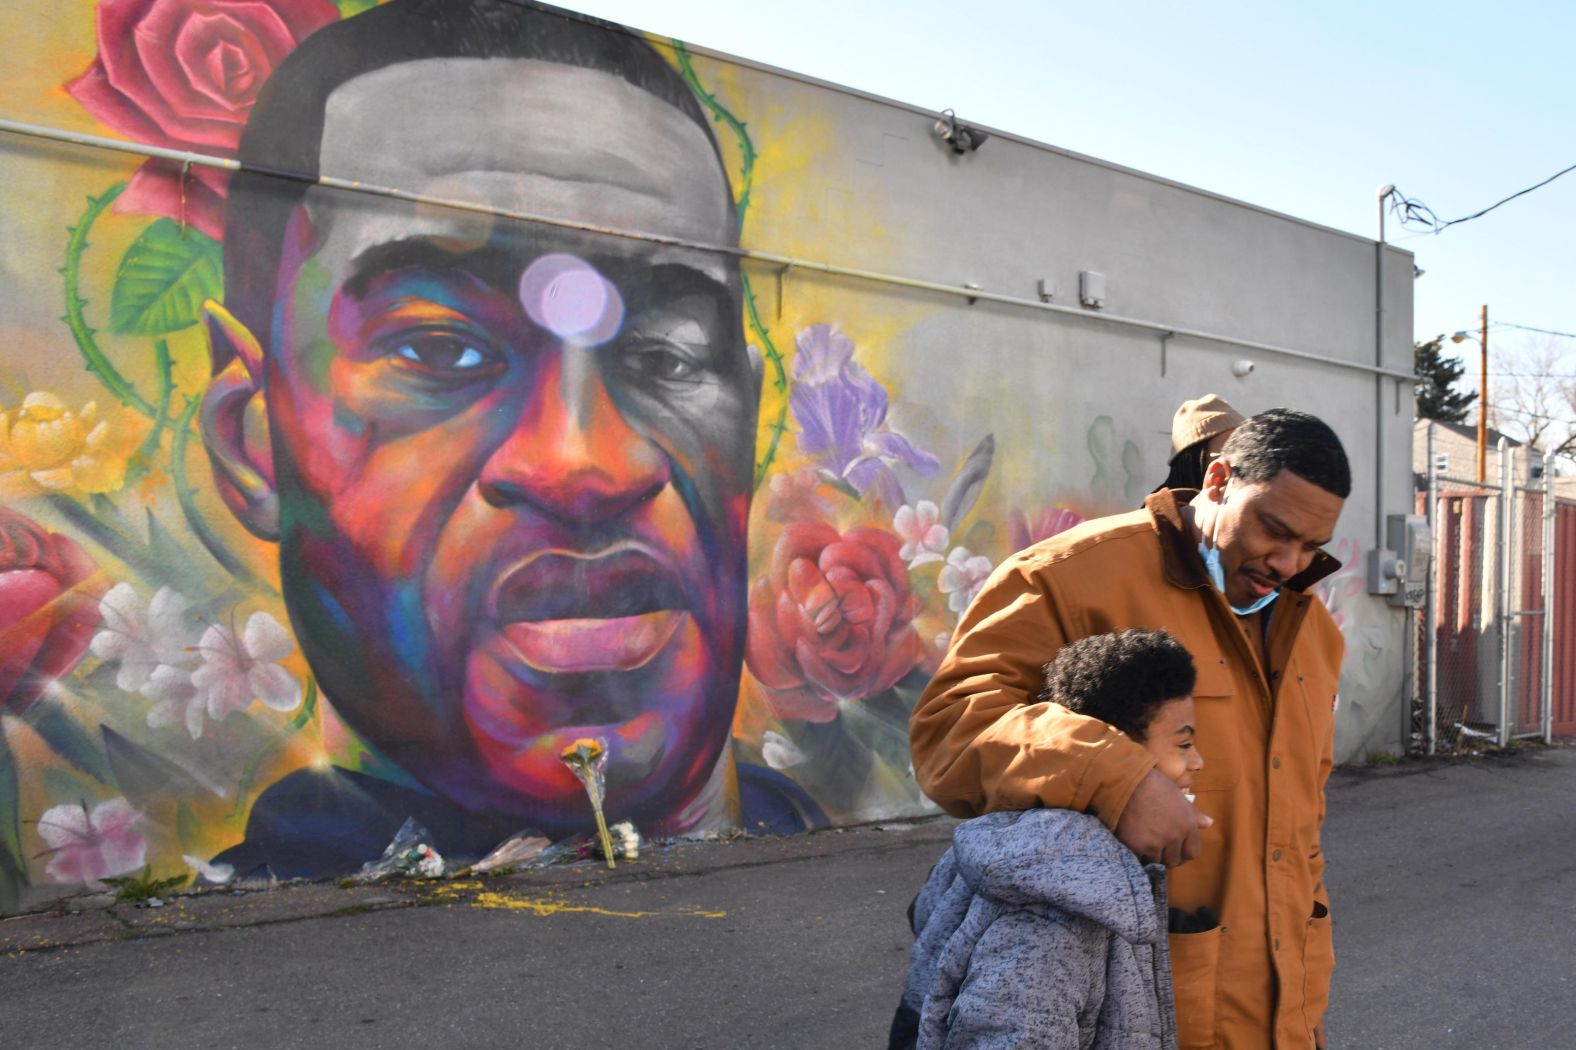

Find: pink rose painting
[65,0,339,238]
[746,523,920,722]
[1008,505,1085,554]
[0,508,105,713]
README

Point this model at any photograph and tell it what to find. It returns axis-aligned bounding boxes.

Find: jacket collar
[1145,488,1342,595]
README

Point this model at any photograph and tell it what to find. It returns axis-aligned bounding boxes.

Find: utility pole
[1476,304,1488,484]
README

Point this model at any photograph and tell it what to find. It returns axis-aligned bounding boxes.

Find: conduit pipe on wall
[1375,186,1394,551]
[0,116,1418,384]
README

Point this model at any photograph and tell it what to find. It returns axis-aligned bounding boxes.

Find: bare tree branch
[1488,335,1576,467]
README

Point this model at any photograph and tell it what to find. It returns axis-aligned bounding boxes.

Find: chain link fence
[1424,488,1497,752]
[1508,485,1547,738]
[1553,499,1576,736]
[1416,432,1567,754]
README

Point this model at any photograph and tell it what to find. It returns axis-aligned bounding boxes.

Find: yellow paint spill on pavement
[425,881,724,920]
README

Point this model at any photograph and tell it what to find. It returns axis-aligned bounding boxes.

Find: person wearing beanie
[1152,394,1246,494]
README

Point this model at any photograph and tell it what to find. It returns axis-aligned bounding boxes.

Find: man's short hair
[222,0,732,351]
[1035,629,1197,742]
[1220,408,1351,499]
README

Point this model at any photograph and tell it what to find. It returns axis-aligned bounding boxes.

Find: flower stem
[673,43,756,224]
[743,273,789,488]
[232,678,317,821]
[61,184,156,419]
[672,42,790,489]
[126,339,174,485]
[586,780,616,870]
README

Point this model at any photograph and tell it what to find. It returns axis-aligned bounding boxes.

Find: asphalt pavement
[1322,744,1576,1050]
[3,745,1575,1049]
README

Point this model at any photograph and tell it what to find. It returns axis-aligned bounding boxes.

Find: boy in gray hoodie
[892,629,1207,1050]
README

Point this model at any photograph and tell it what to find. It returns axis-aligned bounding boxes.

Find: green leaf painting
[0,733,22,880]
[29,704,113,786]
[109,219,223,336]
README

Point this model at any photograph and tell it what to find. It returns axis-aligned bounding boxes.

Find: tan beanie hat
[1170,394,1246,460]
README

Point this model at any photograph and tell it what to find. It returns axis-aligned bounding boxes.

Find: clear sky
[567,0,1576,437]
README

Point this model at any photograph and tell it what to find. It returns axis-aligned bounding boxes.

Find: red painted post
[1554,503,1576,735]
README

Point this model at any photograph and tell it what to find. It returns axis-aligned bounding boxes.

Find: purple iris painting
[789,325,939,508]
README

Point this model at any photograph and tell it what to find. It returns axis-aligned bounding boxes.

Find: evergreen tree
[1414,337,1475,422]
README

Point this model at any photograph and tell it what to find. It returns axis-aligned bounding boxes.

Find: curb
[1,817,956,956]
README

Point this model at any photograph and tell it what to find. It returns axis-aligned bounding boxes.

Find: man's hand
[1114,768,1212,866]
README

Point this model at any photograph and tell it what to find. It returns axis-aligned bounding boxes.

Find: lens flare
[518,254,624,346]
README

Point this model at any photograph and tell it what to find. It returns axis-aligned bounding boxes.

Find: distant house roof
[1413,418,1525,448]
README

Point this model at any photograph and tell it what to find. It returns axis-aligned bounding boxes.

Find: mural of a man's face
[208,57,758,833]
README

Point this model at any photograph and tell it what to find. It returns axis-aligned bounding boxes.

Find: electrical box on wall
[1365,514,1430,607]
[1365,547,1401,597]
[1079,270,1105,308]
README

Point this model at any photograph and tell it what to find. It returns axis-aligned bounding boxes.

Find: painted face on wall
[213,58,758,833]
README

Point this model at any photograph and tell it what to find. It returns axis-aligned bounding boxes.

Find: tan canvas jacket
[910,490,1345,1050]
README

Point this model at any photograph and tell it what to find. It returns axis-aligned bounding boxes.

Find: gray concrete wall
[722,49,1417,762]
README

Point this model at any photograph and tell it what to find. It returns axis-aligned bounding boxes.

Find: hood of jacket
[951,808,1164,945]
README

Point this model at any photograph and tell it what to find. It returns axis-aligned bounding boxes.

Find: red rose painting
[65,0,339,237]
[746,523,920,722]
[0,509,106,713]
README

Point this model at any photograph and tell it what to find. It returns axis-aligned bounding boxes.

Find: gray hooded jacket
[900,809,1178,1050]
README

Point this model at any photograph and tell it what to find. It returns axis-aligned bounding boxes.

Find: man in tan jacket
[911,408,1349,1050]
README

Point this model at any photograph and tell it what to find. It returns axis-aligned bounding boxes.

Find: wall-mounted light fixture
[934,109,989,154]
[1231,359,1255,378]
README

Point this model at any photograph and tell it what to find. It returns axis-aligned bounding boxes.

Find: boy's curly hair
[1034,629,1196,742]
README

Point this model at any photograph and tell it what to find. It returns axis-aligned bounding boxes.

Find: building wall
[1412,420,1530,486]
[0,0,1415,910]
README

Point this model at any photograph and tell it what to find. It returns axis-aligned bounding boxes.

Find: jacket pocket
[1169,925,1223,1048]
[1302,901,1334,1034]
[1191,690,1240,792]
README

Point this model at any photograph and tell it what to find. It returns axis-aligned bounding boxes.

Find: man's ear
[1201,456,1232,502]
[201,301,279,541]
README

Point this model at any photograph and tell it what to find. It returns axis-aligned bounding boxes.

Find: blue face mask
[1198,489,1279,616]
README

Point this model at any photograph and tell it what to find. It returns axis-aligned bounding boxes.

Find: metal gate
[1553,499,1576,735]
[1419,430,1568,753]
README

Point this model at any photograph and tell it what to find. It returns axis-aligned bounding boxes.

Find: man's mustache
[1243,566,1285,588]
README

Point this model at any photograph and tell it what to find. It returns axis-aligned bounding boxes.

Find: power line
[1388,161,1576,235]
[1486,394,1576,413]
[1428,320,1576,343]
[1436,162,1576,229]
[1485,399,1576,415]
[1489,321,1576,340]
